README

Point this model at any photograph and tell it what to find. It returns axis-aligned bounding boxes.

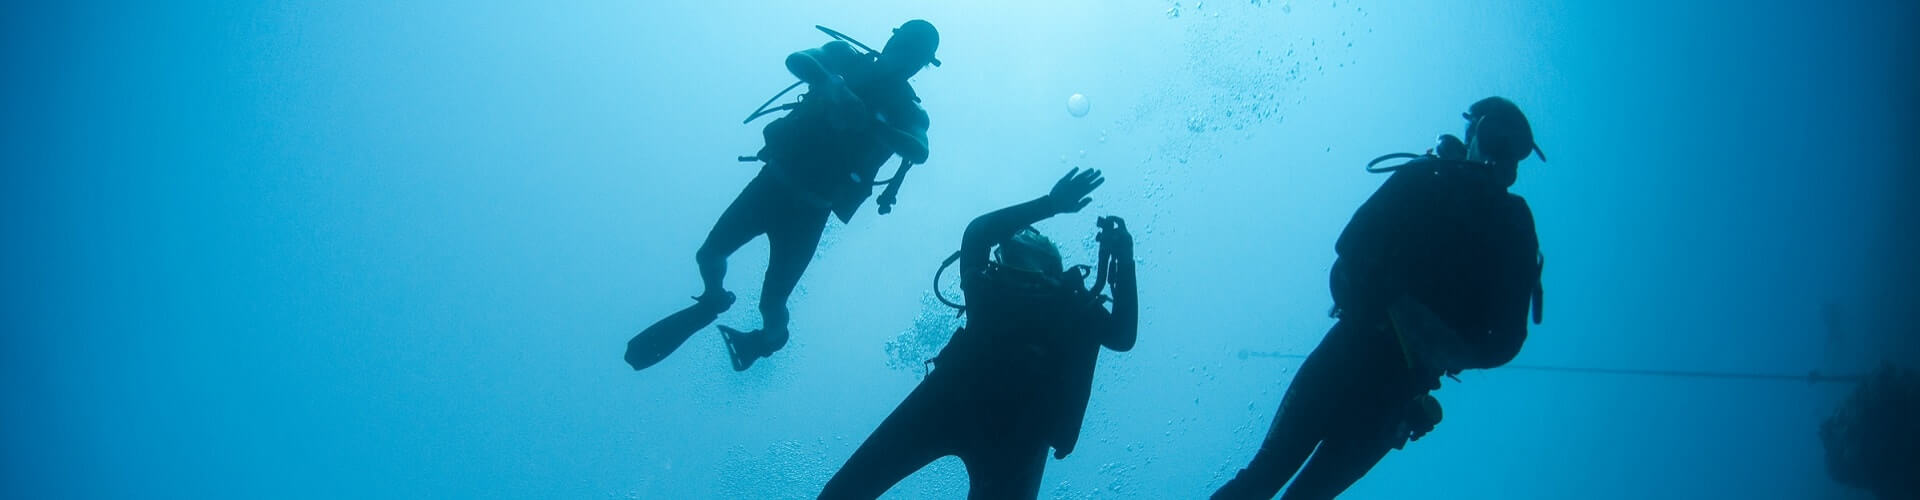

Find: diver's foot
[718,325,781,372]
[690,291,736,315]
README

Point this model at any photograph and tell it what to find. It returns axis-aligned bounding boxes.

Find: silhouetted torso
[929,272,1110,444]
[757,51,926,222]
[1334,163,1538,368]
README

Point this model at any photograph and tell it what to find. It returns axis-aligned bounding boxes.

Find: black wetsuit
[819,198,1138,500]
[695,40,930,344]
[1216,163,1540,500]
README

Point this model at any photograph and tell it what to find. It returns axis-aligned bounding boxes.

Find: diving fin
[625,292,734,371]
[717,325,762,372]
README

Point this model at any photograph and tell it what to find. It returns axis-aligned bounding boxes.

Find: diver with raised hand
[625,20,939,372]
[1213,97,1547,499]
[818,168,1138,500]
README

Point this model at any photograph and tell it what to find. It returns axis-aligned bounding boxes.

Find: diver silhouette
[1213,97,1547,500]
[625,20,939,372]
[818,168,1138,500]
[1822,362,1920,500]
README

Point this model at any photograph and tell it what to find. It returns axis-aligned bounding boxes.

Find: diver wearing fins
[818,168,1138,500]
[625,20,939,372]
[1214,97,1548,500]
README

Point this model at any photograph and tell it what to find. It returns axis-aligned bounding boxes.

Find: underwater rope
[1236,350,1865,384]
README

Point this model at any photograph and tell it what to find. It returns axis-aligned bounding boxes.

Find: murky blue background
[5,1,1917,498]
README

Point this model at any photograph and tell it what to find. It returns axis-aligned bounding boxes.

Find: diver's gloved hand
[1047,167,1105,214]
[1405,394,1442,444]
[1385,394,1442,450]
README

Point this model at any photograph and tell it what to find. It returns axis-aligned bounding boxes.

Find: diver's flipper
[717,325,761,372]
[625,293,733,371]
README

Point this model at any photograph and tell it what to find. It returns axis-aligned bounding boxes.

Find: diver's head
[1462,97,1542,168]
[878,19,939,79]
[994,227,1064,276]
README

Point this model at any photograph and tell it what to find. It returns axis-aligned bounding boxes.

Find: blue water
[5,1,1917,499]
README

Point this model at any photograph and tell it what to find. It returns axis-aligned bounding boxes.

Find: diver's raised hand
[1047,167,1105,214]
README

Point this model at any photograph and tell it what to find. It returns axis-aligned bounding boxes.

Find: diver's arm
[960,168,1104,279]
[960,197,1060,277]
[1102,247,1138,352]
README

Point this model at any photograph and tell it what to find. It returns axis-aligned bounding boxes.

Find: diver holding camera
[820,168,1138,500]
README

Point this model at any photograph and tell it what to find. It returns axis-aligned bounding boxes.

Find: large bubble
[1067,93,1091,117]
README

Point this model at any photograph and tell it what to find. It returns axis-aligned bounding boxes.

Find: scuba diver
[818,168,1138,500]
[625,20,939,372]
[1821,362,1919,500]
[1213,97,1547,499]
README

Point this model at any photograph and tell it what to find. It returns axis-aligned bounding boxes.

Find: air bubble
[1067,93,1091,117]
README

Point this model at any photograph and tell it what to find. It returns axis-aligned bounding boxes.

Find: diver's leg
[1212,404,1322,499]
[1214,337,1349,499]
[818,382,954,500]
[630,181,770,370]
[958,440,1048,500]
[753,206,829,352]
[695,178,774,300]
[1276,437,1393,500]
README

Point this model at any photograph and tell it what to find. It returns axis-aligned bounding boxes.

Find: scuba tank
[740,27,876,126]
[1362,135,1545,326]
